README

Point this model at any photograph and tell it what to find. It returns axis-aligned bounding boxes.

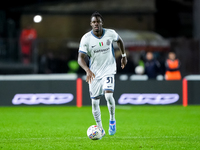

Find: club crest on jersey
[106,39,110,45]
[99,42,103,46]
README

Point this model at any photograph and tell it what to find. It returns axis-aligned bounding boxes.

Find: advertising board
[82,80,182,105]
[0,80,76,106]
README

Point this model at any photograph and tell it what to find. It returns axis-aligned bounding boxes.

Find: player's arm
[78,52,95,84]
[117,36,127,69]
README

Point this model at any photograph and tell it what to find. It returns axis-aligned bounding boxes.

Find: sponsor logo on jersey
[91,45,96,48]
[118,93,179,105]
[94,48,109,53]
[12,93,74,105]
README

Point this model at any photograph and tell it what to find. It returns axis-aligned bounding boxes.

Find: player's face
[90,16,103,32]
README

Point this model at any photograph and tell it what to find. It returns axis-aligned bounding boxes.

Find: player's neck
[93,30,103,38]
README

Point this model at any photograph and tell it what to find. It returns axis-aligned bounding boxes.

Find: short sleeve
[78,35,88,55]
[112,30,119,42]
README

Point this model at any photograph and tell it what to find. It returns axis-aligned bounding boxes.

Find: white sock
[105,93,115,121]
[92,99,103,129]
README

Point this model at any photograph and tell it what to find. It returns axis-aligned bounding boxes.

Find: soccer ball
[87,125,102,140]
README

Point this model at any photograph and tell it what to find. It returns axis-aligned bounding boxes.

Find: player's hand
[121,57,127,69]
[86,69,95,84]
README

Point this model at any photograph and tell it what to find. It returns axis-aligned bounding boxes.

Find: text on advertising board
[118,93,179,105]
[12,93,74,105]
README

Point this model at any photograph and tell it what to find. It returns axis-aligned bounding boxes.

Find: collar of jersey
[91,28,105,39]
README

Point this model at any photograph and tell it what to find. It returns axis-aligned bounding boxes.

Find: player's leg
[103,75,116,135]
[90,78,105,136]
[91,98,105,136]
[105,91,116,135]
[91,98,102,128]
[105,92,115,121]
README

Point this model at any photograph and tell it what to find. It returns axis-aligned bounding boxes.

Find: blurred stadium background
[0,1,200,149]
[0,0,199,106]
[0,0,198,75]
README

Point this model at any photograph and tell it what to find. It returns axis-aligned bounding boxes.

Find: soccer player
[78,11,127,136]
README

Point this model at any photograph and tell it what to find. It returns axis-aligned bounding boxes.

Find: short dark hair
[91,11,104,22]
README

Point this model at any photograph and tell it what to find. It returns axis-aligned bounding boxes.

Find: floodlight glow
[33,15,42,23]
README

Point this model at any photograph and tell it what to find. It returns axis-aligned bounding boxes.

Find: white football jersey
[79,28,119,79]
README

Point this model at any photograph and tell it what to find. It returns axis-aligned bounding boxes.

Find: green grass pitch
[0,105,200,150]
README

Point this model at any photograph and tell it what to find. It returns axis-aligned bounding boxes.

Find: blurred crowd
[18,26,181,80]
[115,50,181,80]
[38,51,84,74]
[37,49,181,80]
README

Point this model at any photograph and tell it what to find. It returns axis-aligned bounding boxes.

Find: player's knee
[92,99,100,109]
[105,93,115,105]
